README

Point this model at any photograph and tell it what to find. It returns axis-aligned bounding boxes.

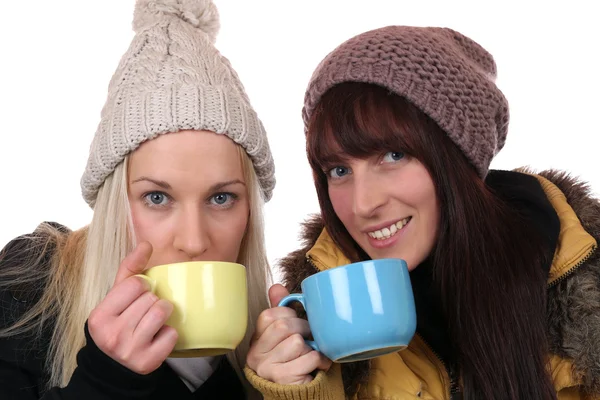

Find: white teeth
[368,217,411,241]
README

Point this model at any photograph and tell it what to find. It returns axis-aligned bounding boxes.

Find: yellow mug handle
[134,274,157,294]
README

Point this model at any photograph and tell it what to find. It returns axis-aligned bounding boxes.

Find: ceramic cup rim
[302,258,407,286]
[145,260,245,273]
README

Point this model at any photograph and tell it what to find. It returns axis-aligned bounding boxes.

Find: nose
[352,169,387,218]
[173,205,210,260]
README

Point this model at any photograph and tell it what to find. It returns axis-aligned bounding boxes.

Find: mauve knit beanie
[303,26,509,177]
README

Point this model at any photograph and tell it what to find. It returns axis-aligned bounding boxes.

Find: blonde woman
[0,1,275,399]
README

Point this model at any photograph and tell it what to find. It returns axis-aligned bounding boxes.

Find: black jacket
[0,225,246,399]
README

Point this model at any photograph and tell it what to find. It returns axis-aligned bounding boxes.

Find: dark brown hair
[306,82,556,400]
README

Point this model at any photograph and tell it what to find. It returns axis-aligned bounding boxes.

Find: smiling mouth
[367,217,412,240]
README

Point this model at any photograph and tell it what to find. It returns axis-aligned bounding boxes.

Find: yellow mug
[136,261,247,358]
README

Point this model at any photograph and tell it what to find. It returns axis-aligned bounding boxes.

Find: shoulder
[530,170,600,396]
[522,168,600,239]
[0,223,70,382]
[0,222,70,309]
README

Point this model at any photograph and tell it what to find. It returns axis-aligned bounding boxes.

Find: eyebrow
[131,177,245,192]
[131,177,171,189]
[210,179,246,192]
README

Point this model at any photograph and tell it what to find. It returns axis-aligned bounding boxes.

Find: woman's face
[128,130,249,268]
[326,151,439,271]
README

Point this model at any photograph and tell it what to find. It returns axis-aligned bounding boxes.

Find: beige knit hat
[81,0,275,207]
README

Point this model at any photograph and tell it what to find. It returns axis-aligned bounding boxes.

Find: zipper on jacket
[306,255,318,270]
[547,244,596,288]
[416,333,461,400]
[306,255,327,282]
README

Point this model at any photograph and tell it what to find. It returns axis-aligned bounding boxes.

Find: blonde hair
[0,144,271,398]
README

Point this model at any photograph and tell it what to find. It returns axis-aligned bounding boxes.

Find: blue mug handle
[278,294,320,352]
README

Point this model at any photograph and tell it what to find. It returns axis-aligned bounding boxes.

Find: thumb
[114,241,153,285]
[268,284,290,308]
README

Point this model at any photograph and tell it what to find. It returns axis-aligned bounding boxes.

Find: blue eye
[144,192,170,207]
[210,193,237,207]
[328,166,351,179]
[382,151,405,163]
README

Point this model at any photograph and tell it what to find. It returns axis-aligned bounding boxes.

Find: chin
[405,261,419,271]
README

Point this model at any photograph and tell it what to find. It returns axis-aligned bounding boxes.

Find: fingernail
[137,275,155,293]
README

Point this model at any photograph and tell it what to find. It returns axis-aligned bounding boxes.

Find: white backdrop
[0,1,598,281]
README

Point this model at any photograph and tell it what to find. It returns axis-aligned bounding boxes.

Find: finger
[268,284,290,308]
[133,299,175,344]
[255,307,302,338]
[268,333,314,364]
[118,290,160,330]
[255,317,312,354]
[315,351,332,371]
[96,275,154,316]
[148,325,179,362]
[114,241,153,285]
[283,349,332,376]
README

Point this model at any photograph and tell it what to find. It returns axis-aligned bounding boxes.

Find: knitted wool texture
[303,26,509,177]
[81,0,275,206]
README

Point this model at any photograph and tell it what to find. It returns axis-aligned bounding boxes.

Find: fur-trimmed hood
[276,169,600,396]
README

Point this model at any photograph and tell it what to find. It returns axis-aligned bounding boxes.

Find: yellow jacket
[245,172,600,399]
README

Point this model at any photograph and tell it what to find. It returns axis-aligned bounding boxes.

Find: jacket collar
[306,228,349,272]
[534,175,597,285]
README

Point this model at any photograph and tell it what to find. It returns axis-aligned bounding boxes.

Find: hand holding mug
[88,242,178,375]
[247,284,332,385]
[138,260,248,357]
[273,259,416,363]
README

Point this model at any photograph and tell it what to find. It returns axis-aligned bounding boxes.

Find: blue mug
[278,258,416,363]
